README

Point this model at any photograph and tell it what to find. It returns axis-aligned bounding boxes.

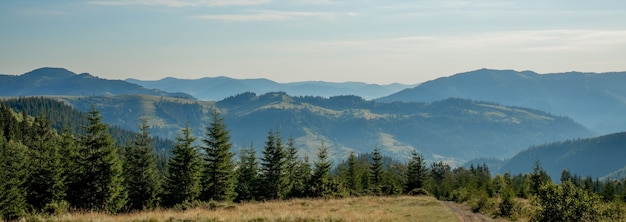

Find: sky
[1,0,626,84]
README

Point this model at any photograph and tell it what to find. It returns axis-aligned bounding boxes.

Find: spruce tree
[163,124,202,206]
[284,137,299,197]
[309,141,332,197]
[0,138,28,220]
[345,151,361,194]
[259,130,287,200]
[405,150,427,193]
[77,106,126,212]
[26,113,66,210]
[235,145,259,202]
[370,146,384,194]
[200,111,236,202]
[123,117,160,210]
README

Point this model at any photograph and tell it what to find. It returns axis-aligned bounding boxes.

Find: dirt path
[440,201,495,222]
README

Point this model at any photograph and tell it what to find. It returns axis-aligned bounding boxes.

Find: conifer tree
[291,155,312,198]
[26,113,66,210]
[163,124,202,206]
[77,106,126,212]
[369,146,384,194]
[235,145,259,202]
[259,130,287,200]
[123,117,160,210]
[309,141,332,197]
[405,150,427,193]
[345,151,361,194]
[0,138,28,220]
[284,137,300,197]
[200,111,236,202]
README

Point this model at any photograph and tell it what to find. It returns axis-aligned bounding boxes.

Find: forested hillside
[1,100,624,221]
[496,131,626,179]
[56,92,592,164]
[377,69,626,134]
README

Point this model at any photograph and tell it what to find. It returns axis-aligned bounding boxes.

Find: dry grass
[42,196,458,222]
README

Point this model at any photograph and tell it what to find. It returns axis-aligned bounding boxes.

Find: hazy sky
[1,0,625,84]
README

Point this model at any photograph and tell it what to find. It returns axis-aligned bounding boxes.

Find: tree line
[1,101,626,221]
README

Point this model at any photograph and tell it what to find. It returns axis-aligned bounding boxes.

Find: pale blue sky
[1,0,625,84]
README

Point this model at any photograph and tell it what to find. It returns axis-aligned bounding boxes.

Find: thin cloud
[190,10,336,22]
[88,0,271,7]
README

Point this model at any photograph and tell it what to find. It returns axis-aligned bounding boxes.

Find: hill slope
[496,131,626,179]
[126,76,414,101]
[57,93,592,165]
[377,69,626,134]
[0,67,194,99]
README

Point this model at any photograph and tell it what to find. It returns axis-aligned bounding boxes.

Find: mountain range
[55,92,591,165]
[4,67,625,175]
[126,77,415,101]
[377,69,626,134]
[0,67,193,99]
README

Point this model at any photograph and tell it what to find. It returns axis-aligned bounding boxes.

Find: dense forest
[0,97,625,221]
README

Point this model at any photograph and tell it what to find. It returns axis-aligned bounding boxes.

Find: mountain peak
[23,67,77,79]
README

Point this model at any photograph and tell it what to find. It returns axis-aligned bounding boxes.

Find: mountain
[495,131,626,180]
[0,67,194,99]
[125,76,415,101]
[376,69,626,134]
[55,93,592,165]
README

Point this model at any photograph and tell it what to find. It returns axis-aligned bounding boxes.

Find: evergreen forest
[1,97,625,221]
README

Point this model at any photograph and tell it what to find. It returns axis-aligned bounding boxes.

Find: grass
[37,196,458,222]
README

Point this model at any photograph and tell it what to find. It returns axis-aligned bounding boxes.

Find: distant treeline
[0,97,624,221]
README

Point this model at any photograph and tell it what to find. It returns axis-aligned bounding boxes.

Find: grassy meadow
[36,196,458,222]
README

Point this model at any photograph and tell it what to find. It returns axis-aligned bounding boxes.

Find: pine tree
[77,106,126,212]
[259,130,287,200]
[530,160,550,196]
[284,137,300,198]
[123,117,160,210]
[405,150,427,193]
[60,128,83,209]
[235,145,259,202]
[309,141,332,197]
[291,155,312,198]
[345,151,362,194]
[0,138,28,220]
[200,111,236,202]
[369,146,384,194]
[163,124,202,206]
[26,113,66,210]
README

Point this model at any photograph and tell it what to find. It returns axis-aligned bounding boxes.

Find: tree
[163,124,202,206]
[76,106,126,212]
[533,181,600,221]
[0,138,29,220]
[24,113,66,211]
[345,151,361,194]
[284,137,299,198]
[200,111,236,202]
[369,146,384,194]
[259,130,287,200]
[123,117,160,210]
[405,150,427,193]
[235,145,259,202]
[309,141,332,197]
[529,160,550,196]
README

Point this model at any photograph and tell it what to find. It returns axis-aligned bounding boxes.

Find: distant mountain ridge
[56,93,592,165]
[0,67,194,99]
[125,76,416,101]
[377,69,626,134]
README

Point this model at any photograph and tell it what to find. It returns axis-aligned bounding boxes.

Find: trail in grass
[440,201,495,222]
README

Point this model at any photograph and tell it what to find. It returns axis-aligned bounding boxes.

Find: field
[42,196,459,222]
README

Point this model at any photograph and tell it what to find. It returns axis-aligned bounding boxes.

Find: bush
[408,188,430,196]
[532,181,600,222]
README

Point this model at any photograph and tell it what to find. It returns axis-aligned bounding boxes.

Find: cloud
[88,0,270,7]
[190,10,336,22]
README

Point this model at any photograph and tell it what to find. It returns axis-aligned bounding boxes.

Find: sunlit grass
[41,196,458,222]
